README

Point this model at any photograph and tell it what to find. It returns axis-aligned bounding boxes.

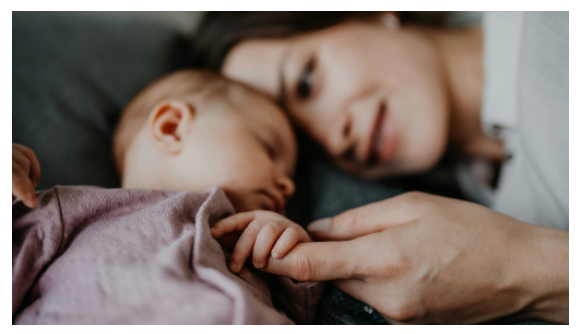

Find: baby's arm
[12,143,41,208]
[211,211,311,273]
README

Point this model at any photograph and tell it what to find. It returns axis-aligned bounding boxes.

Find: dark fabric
[315,285,557,325]
[12,12,194,190]
[316,285,388,325]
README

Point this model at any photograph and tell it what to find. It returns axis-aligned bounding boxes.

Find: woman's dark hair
[192,12,461,71]
[192,12,379,71]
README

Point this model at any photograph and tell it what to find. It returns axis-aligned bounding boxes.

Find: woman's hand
[12,143,41,208]
[260,192,568,324]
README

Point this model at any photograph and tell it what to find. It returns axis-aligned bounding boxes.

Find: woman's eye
[296,57,315,100]
[266,145,276,160]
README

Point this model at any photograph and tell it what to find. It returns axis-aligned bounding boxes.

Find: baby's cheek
[218,153,273,212]
[221,187,259,213]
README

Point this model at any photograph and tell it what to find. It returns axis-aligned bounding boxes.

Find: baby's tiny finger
[15,144,41,186]
[271,227,309,259]
[252,222,286,268]
[12,164,37,208]
[229,224,261,273]
[211,211,257,238]
[12,148,31,176]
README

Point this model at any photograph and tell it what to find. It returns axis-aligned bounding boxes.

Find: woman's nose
[275,176,296,199]
[324,112,355,158]
[342,91,381,163]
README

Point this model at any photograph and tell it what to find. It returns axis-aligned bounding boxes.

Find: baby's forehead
[146,71,230,105]
[157,72,293,145]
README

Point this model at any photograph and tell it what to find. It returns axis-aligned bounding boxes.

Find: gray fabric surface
[12,12,194,190]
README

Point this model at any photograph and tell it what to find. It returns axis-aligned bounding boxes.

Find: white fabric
[457,11,569,230]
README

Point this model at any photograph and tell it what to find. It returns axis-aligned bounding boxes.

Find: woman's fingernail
[308,218,331,232]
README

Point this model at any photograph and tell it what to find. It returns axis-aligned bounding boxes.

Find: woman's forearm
[519,226,569,324]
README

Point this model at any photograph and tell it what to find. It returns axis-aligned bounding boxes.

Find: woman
[193,12,568,324]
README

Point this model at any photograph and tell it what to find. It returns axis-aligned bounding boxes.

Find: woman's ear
[377,12,401,31]
[148,100,194,154]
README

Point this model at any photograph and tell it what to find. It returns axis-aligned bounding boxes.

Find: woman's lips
[366,101,398,167]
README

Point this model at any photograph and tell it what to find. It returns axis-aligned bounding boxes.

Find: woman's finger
[211,211,257,238]
[12,161,37,208]
[307,192,431,241]
[251,221,287,268]
[271,226,310,259]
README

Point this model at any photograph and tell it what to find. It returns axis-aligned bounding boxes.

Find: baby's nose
[275,176,295,199]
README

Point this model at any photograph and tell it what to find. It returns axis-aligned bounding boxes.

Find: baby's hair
[113,70,226,176]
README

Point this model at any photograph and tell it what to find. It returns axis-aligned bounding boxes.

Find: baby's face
[171,84,297,213]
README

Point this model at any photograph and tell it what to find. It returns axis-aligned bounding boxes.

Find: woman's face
[223,19,450,179]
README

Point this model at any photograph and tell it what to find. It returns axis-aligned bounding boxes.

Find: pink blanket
[12,186,322,324]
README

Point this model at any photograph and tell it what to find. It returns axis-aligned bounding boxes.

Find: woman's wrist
[515,225,569,324]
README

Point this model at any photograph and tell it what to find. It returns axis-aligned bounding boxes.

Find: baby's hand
[12,143,41,208]
[211,211,311,273]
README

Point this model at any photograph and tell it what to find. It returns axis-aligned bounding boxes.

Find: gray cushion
[13,12,194,189]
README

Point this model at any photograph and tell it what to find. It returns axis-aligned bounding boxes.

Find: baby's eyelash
[260,139,276,160]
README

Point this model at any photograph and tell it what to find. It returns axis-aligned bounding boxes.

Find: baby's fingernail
[229,262,238,272]
[253,261,263,268]
[308,218,331,232]
[272,252,280,259]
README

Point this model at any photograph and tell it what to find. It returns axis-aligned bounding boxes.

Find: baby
[12,70,311,275]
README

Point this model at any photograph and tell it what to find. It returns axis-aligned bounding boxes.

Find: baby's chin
[222,191,261,214]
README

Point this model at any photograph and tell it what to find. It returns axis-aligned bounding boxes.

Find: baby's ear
[148,101,194,154]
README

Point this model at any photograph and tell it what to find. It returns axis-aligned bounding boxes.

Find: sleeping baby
[12,70,320,324]
[113,69,311,273]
